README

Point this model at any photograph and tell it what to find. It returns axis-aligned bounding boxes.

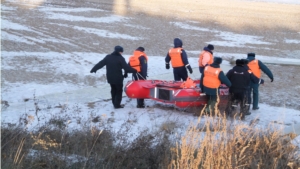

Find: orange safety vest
[129,51,148,72]
[169,48,184,68]
[247,59,260,78]
[203,66,221,88]
[180,77,196,88]
[198,51,213,67]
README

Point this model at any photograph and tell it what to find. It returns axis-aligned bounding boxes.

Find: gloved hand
[271,78,274,82]
[166,63,170,69]
[90,69,96,73]
[260,79,264,84]
[187,65,193,74]
[123,73,128,78]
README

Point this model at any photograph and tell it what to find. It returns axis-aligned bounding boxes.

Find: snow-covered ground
[1,0,300,147]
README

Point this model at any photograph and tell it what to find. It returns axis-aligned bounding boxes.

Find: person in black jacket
[90,46,137,109]
[241,59,263,115]
[225,59,251,119]
[226,59,264,119]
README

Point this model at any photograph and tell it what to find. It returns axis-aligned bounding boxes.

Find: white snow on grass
[1,31,35,44]
[210,31,273,47]
[38,6,106,12]
[2,19,32,31]
[1,5,16,11]
[73,26,142,40]
[170,21,273,47]
[45,12,128,23]
[171,22,210,31]
[1,82,81,104]
[285,39,300,44]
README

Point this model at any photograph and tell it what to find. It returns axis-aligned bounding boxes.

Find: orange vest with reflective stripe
[198,51,213,67]
[247,60,260,78]
[169,48,184,68]
[129,51,148,72]
[203,66,221,88]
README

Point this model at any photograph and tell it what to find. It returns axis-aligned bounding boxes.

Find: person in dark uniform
[90,46,137,109]
[124,47,148,108]
[241,59,263,115]
[225,59,252,119]
[165,38,193,81]
[246,53,273,110]
[201,57,231,114]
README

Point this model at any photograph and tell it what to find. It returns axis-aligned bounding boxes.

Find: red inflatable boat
[124,77,229,108]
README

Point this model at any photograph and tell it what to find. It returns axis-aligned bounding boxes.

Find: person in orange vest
[241,59,264,114]
[201,57,231,114]
[124,47,148,108]
[198,44,214,74]
[246,53,273,110]
[165,38,193,81]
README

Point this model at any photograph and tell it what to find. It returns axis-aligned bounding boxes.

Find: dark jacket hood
[174,38,183,48]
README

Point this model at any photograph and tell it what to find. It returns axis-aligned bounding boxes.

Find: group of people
[199,50,273,119]
[90,45,148,109]
[90,38,274,119]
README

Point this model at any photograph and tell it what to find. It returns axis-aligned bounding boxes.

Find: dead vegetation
[169,111,300,169]
[1,102,299,169]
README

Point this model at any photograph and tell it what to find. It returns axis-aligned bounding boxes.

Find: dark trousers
[225,92,248,118]
[133,73,146,107]
[109,83,123,108]
[173,67,188,81]
[205,94,218,114]
[246,87,251,112]
[199,67,204,74]
[250,82,259,109]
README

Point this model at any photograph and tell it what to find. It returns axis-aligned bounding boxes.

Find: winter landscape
[1,0,300,168]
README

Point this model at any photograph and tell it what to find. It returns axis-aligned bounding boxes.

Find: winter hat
[247,53,255,57]
[241,59,249,65]
[114,45,124,53]
[213,57,222,64]
[236,59,243,66]
[136,46,145,52]
[207,44,214,51]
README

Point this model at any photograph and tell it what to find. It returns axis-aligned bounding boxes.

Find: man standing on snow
[198,44,214,74]
[225,59,252,119]
[201,57,231,115]
[165,38,193,81]
[241,59,263,114]
[246,53,273,110]
[90,46,137,109]
[124,47,148,108]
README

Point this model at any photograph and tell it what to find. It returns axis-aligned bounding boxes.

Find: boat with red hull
[124,78,229,109]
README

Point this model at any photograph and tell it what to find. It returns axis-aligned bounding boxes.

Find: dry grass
[3,93,299,169]
[2,103,300,169]
[169,109,300,169]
